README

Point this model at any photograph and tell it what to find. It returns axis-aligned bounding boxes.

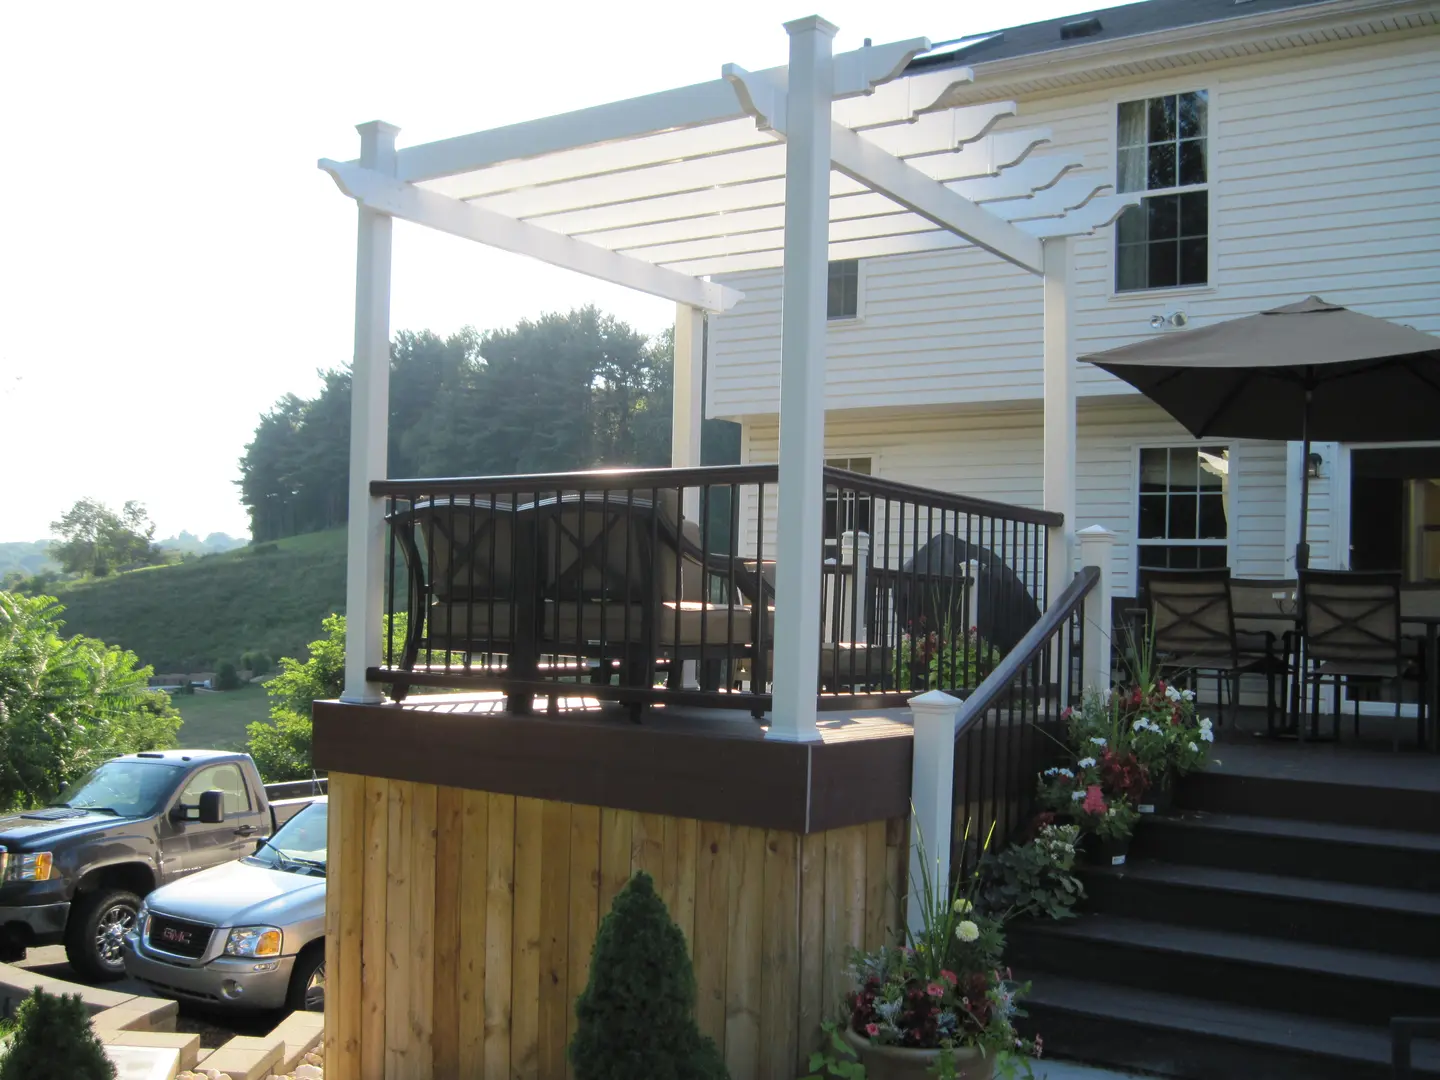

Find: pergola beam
[318,159,743,312]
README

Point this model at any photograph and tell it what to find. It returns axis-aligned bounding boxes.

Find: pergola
[323,15,1137,742]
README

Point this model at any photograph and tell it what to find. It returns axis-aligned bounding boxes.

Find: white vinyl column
[768,16,837,743]
[672,303,705,518]
[341,120,399,704]
[1042,237,1077,609]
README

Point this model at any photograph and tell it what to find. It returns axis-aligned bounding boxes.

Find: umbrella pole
[1296,383,1312,572]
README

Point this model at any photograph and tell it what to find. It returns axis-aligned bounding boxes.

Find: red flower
[1060,706,1073,720]
[1156,679,1167,693]
[926,982,944,998]
[940,969,958,986]
[865,1022,879,1037]
[1082,784,1107,815]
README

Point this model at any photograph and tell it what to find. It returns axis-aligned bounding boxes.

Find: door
[158,762,268,883]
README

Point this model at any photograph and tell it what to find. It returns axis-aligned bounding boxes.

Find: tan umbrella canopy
[1079,296,1440,568]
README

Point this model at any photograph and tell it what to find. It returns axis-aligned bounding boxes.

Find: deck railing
[950,565,1098,880]
[370,465,1061,716]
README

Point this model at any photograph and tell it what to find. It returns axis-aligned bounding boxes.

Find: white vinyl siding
[706,33,1440,419]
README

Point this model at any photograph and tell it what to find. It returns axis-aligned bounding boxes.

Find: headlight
[136,902,150,938]
[224,926,283,958]
[2,851,53,882]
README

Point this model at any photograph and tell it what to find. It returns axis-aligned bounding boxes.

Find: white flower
[953,898,973,915]
[1164,685,1181,702]
[1101,688,1112,705]
[1188,741,1199,752]
[1182,689,1196,701]
[955,920,980,943]
[1071,790,1086,802]
[1200,728,1214,743]
[1090,736,1107,747]
[1077,757,1096,768]
[1199,717,1213,730]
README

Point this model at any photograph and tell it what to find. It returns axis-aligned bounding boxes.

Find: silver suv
[121,797,327,1012]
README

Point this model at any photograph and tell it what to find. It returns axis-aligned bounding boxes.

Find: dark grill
[146,914,212,959]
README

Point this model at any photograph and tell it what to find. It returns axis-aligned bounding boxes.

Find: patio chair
[387,495,521,694]
[1228,578,1298,735]
[1299,569,1411,749]
[1145,568,1278,727]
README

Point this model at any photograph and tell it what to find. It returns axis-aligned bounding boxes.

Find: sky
[0,0,1136,544]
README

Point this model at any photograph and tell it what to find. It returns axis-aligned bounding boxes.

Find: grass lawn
[173,682,272,752]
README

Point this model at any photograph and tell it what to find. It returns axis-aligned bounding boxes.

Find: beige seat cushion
[541,600,771,647]
[425,601,515,645]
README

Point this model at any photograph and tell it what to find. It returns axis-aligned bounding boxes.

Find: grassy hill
[51,529,349,673]
[173,682,271,751]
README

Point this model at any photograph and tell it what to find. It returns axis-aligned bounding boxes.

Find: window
[1137,446,1229,570]
[824,456,872,559]
[180,763,250,816]
[827,259,860,320]
[1115,91,1209,292]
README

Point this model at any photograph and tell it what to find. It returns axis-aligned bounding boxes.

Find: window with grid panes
[1115,91,1209,292]
[1137,446,1230,570]
[824,456,872,560]
[827,259,860,320]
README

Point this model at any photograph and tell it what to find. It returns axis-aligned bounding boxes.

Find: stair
[1010,756,1440,1079]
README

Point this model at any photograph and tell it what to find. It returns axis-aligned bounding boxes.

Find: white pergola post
[1042,236,1077,608]
[767,16,836,743]
[341,121,398,704]
[672,303,705,518]
[1079,524,1116,695]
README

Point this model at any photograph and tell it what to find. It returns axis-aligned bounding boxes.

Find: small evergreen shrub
[570,871,729,1080]
[214,660,241,690]
[0,988,116,1080]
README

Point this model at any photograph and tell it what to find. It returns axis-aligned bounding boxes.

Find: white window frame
[1107,84,1218,301]
[825,258,867,323]
[1132,441,1237,577]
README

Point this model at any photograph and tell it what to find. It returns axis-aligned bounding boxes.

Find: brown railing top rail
[955,565,1099,736]
[371,463,778,497]
[822,466,1064,527]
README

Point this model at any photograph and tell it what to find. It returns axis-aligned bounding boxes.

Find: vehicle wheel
[286,944,326,1012]
[65,887,141,982]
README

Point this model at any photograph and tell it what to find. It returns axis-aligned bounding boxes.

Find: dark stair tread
[1149,810,1440,853]
[1019,913,1440,989]
[1088,859,1440,917]
[1026,973,1440,1071]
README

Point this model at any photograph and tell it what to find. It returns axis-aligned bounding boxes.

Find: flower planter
[843,1029,996,1080]
[1137,782,1174,816]
[1089,834,1130,867]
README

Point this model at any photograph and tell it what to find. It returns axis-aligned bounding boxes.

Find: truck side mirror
[198,790,226,825]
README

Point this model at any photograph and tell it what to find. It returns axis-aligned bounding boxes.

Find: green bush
[0,987,116,1080]
[570,871,728,1080]
[241,651,272,677]
[214,661,241,691]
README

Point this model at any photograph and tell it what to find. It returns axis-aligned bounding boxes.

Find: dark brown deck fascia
[312,701,913,834]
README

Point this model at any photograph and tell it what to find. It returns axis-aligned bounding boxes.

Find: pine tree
[0,988,116,1080]
[570,871,729,1080]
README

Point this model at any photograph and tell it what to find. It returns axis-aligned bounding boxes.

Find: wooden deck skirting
[315,701,914,1080]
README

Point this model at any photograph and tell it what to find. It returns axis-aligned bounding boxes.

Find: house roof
[908,0,1344,71]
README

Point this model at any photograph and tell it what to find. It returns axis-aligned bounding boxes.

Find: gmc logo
[161,927,192,946]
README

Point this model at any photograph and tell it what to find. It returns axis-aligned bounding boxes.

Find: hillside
[52,529,349,672]
[0,540,58,576]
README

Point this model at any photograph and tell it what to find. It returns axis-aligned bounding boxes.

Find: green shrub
[214,661,241,691]
[0,987,115,1080]
[241,651,272,677]
[570,871,728,1080]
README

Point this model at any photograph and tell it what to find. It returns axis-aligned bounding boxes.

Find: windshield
[246,801,328,876]
[52,760,181,818]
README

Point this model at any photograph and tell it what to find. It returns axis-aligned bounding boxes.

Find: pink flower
[1082,784,1107,815]
[865,1022,879,1037]
[926,982,944,998]
[940,969,958,986]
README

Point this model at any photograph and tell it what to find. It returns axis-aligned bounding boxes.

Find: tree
[0,988,116,1080]
[569,871,728,1080]
[214,661,241,690]
[244,613,346,781]
[0,592,181,812]
[48,498,163,577]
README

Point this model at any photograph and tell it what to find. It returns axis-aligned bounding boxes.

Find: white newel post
[1042,237,1077,610]
[841,530,870,643]
[908,690,962,937]
[768,15,836,743]
[341,120,399,704]
[1078,525,1116,696]
[965,558,981,632]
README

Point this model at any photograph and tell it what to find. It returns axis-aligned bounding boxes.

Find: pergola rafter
[323,14,1138,742]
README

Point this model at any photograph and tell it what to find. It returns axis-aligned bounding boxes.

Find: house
[307,4,1440,1077]
[705,0,1440,609]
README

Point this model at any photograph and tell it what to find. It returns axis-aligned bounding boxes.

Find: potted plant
[838,833,1039,1079]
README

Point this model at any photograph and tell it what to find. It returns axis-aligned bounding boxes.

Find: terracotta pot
[1137,781,1174,816]
[843,1029,996,1080]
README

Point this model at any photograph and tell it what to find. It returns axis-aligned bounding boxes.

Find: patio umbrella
[1079,296,1440,569]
